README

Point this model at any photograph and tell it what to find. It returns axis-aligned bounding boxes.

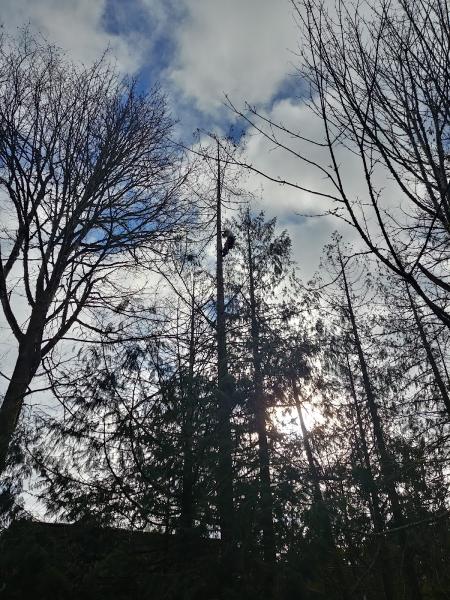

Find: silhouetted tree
[0,33,188,475]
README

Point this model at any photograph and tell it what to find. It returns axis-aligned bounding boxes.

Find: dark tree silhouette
[0,34,187,475]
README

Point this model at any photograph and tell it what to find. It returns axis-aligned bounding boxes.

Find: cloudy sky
[1,0,357,277]
[2,0,300,119]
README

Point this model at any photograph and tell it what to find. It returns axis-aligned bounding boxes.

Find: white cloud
[241,97,401,279]
[0,0,400,288]
[167,0,298,114]
[1,0,144,72]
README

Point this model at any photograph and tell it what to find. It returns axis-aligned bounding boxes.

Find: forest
[0,1,449,599]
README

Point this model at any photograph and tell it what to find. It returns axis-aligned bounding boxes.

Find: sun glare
[272,398,325,436]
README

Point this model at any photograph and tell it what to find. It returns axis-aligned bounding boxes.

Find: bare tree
[0,33,187,475]
[228,0,450,329]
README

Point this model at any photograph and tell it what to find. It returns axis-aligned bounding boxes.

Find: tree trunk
[245,212,276,566]
[180,285,196,531]
[215,143,235,548]
[0,309,46,475]
[346,354,395,600]
[340,254,422,600]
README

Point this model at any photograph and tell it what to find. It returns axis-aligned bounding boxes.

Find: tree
[314,237,450,598]
[0,33,187,475]
[23,212,450,599]
[229,0,450,329]
[221,206,299,585]
[338,250,422,600]
[231,208,292,566]
[214,141,236,549]
[35,312,218,533]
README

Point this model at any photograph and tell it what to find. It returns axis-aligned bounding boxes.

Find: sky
[1,0,356,280]
[0,0,368,395]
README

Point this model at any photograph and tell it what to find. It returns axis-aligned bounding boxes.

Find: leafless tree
[228,0,450,329]
[0,33,188,475]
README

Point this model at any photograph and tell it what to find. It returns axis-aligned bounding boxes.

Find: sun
[271,395,324,436]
